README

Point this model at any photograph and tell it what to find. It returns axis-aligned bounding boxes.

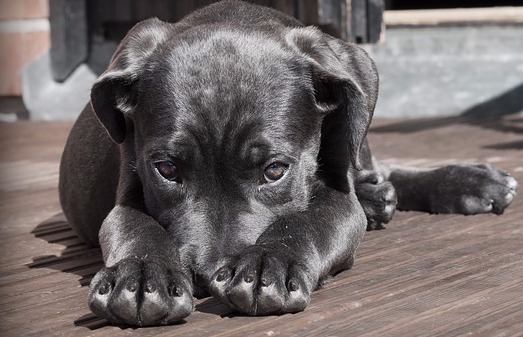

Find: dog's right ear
[285,27,378,171]
[90,18,172,143]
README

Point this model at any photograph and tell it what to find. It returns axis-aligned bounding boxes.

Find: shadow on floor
[27,213,110,329]
[370,82,523,150]
[27,213,103,287]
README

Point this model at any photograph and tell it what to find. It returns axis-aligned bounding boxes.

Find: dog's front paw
[209,245,314,315]
[432,164,518,215]
[355,170,397,230]
[88,258,193,326]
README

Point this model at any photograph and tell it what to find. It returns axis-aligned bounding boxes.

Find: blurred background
[0,0,522,122]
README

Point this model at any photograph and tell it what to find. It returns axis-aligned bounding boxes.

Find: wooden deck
[1,115,522,336]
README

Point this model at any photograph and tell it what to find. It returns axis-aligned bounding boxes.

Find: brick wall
[0,0,50,96]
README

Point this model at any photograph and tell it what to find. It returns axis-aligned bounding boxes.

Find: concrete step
[364,24,523,117]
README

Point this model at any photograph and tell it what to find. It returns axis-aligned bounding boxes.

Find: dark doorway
[386,0,523,10]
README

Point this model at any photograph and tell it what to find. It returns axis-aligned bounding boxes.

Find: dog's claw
[98,283,111,295]
[261,277,272,287]
[169,285,183,297]
[288,279,299,292]
[144,282,155,293]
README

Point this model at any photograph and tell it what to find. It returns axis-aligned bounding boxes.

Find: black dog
[59,0,518,326]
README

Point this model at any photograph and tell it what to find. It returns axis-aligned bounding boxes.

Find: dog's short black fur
[59,0,518,326]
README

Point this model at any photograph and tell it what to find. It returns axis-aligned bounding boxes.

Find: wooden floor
[1,115,522,337]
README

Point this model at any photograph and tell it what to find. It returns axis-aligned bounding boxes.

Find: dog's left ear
[285,27,378,171]
[90,18,173,144]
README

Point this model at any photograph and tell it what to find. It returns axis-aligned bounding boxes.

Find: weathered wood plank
[0,115,521,336]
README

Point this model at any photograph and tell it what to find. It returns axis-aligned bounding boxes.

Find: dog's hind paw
[88,258,193,326]
[209,245,314,315]
[355,170,397,230]
[429,164,518,215]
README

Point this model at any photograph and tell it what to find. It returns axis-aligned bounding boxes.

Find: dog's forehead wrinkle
[163,107,299,170]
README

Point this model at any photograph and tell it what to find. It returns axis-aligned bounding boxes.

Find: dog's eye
[263,162,288,183]
[155,161,180,182]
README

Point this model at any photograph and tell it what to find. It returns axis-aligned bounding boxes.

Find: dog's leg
[209,184,366,316]
[87,128,193,326]
[88,205,193,326]
[379,163,518,215]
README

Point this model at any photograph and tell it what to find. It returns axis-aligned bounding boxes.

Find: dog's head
[90,18,377,270]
